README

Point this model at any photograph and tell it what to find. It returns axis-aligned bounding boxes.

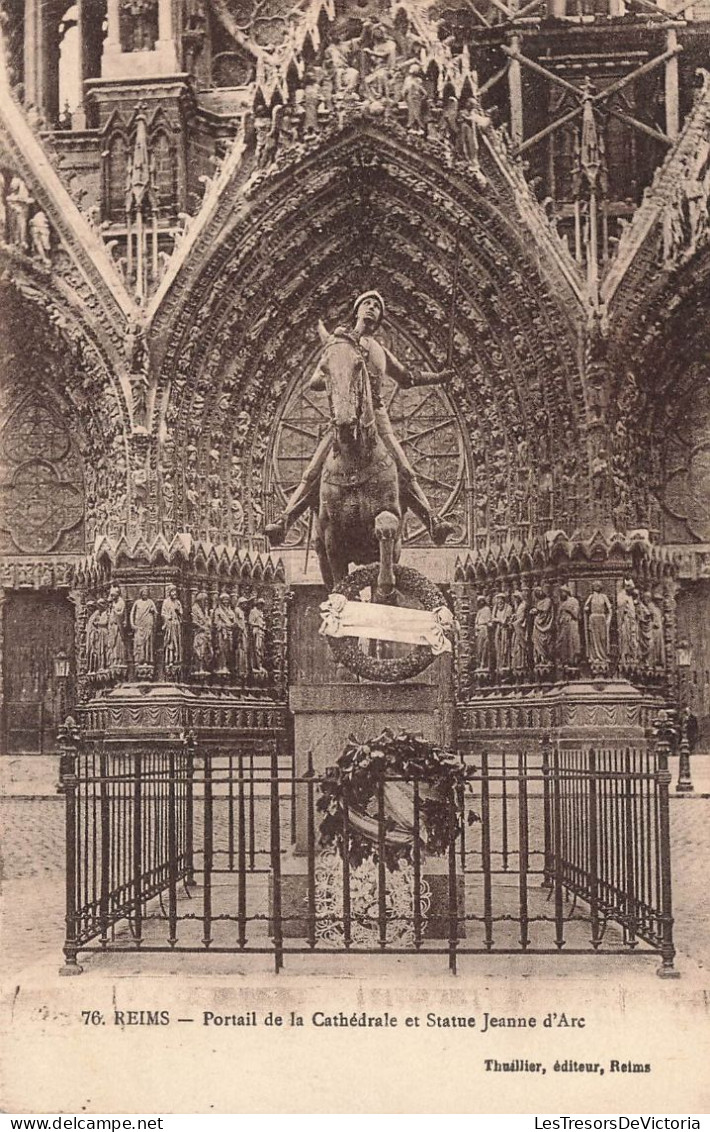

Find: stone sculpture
[584,582,612,675]
[248,598,267,681]
[213,591,235,674]
[161,585,183,672]
[131,586,158,676]
[474,594,492,675]
[107,584,127,674]
[190,590,212,676]
[557,585,581,670]
[531,585,554,671]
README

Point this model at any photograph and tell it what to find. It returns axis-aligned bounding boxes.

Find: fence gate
[60,733,677,975]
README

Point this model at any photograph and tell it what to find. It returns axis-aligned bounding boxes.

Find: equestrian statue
[265,291,455,591]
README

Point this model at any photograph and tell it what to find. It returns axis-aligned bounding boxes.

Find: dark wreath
[325,563,453,682]
[318,729,478,871]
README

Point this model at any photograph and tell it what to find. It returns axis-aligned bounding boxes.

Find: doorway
[2,591,75,753]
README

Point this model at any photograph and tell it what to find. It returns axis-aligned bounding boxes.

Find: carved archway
[153,122,589,545]
[0,276,132,542]
[607,252,710,537]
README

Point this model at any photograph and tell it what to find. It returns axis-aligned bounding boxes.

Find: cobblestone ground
[1,788,709,983]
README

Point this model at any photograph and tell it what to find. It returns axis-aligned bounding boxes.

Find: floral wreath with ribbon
[322,563,455,683]
[317,728,478,871]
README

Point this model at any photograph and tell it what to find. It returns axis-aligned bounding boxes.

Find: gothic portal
[0,0,709,756]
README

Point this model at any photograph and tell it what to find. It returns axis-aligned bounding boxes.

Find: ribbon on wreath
[319,593,454,655]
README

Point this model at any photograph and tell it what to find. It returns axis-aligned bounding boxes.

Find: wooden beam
[665,28,680,139]
[513,103,583,155]
[507,34,524,147]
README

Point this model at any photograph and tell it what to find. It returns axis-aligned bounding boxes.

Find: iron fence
[61,734,676,975]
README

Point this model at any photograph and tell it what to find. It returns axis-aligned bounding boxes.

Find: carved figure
[646,591,665,669]
[29,210,51,264]
[457,98,489,169]
[190,590,212,674]
[248,598,267,679]
[557,585,581,669]
[107,584,127,672]
[86,599,109,674]
[360,22,398,100]
[255,105,283,169]
[130,586,158,671]
[402,64,427,133]
[265,291,455,565]
[184,0,206,31]
[7,175,32,249]
[510,590,528,677]
[233,595,249,680]
[492,592,512,674]
[323,42,360,97]
[213,591,235,674]
[121,0,158,51]
[475,595,492,673]
[161,585,183,670]
[617,580,638,667]
[635,590,652,667]
[584,582,612,674]
[531,586,554,669]
[303,71,321,135]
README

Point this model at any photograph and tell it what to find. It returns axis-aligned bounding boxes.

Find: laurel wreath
[325,563,453,682]
[317,728,477,871]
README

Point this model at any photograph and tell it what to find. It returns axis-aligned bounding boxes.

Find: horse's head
[317,324,373,449]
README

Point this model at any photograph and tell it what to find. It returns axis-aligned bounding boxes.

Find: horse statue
[313,325,402,595]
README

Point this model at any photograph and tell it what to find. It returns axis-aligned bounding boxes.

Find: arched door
[2,592,75,753]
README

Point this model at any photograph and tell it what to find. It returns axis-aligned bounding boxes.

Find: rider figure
[265,290,456,547]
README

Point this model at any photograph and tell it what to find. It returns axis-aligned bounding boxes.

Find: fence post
[653,713,680,979]
[270,742,284,972]
[676,712,694,795]
[132,746,143,947]
[541,733,553,889]
[185,732,196,887]
[447,785,459,975]
[58,717,83,975]
[56,714,81,795]
[552,744,565,950]
[588,749,601,950]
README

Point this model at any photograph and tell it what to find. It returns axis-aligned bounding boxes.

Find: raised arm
[381,344,454,388]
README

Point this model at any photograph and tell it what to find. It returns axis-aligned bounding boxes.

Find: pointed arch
[0,274,132,543]
[149,122,590,545]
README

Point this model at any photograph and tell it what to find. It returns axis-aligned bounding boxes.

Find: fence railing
[60,734,676,976]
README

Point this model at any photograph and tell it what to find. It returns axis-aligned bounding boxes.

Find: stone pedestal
[289,681,442,852]
[458,679,660,755]
[275,851,466,941]
[77,682,287,747]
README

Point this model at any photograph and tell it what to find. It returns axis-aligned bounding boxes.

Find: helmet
[352,290,385,327]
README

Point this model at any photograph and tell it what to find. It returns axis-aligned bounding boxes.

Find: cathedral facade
[0,0,708,758]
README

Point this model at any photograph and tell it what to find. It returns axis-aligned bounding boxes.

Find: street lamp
[54,648,70,730]
[675,641,693,794]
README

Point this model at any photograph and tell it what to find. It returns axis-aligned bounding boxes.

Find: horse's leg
[324,521,349,588]
[374,510,399,601]
[313,515,334,592]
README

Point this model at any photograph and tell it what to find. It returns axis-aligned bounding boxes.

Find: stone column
[100,0,122,76]
[157,0,173,42]
[155,0,179,72]
[23,0,52,119]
